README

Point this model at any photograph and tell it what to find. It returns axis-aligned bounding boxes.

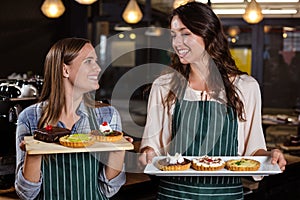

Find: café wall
[0,0,88,78]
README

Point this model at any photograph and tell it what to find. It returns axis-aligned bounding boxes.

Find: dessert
[90,121,123,142]
[157,153,191,171]
[100,121,113,133]
[225,158,260,171]
[59,134,95,148]
[33,125,71,143]
[191,155,225,171]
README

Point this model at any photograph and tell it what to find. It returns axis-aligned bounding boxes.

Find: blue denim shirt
[15,101,125,200]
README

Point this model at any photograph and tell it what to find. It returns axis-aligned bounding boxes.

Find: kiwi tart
[59,134,95,148]
[225,158,260,171]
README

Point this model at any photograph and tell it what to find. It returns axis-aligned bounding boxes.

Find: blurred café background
[0,0,300,199]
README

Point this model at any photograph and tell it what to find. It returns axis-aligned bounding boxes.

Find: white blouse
[140,73,267,156]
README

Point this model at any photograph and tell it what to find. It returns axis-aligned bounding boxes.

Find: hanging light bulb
[173,0,192,9]
[243,0,263,24]
[122,0,143,24]
[75,0,97,5]
[41,0,65,18]
[227,26,240,37]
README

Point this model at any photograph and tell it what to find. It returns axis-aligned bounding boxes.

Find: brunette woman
[139,2,286,199]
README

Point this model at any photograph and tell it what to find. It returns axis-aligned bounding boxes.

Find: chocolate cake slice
[33,126,71,143]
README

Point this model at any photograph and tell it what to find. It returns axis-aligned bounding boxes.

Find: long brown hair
[167,2,247,121]
[38,38,91,128]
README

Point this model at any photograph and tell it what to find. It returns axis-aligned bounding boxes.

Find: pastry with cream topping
[90,121,123,142]
[99,121,113,133]
[157,153,191,171]
[191,155,225,171]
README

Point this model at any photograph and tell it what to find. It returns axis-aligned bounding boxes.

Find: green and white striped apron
[38,152,107,200]
[157,100,243,200]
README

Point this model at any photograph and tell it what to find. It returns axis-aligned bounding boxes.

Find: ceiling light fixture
[243,0,263,24]
[173,0,193,8]
[41,0,65,18]
[255,0,299,2]
[227,26,241,37]
[213,9,245,14]
[196,0,244,3]
[211,0,244,2]
[122,0,143,24]
[145,25,162,37]
[114,24,133,31]
[262,9,298,14]
[75,0,97,5]
[213,8,297,15]
[197,0,299,2]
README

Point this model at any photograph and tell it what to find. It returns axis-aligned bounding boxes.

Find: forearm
[15,153,42,200]
[22,153,42,182]
[252,149,270,156]
[105,151,125,180]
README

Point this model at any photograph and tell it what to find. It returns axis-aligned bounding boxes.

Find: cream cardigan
[140,74,267,156]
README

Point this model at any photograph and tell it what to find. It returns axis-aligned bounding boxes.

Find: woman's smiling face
[67,43,101,93]
[171,15,206,65]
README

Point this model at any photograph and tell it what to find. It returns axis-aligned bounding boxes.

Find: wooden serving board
[25,136,134,155]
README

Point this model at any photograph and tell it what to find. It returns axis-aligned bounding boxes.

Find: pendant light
[75,0,97,5]
[173,0,192,9]
[243,0,263,24]
[41,0,65,18]
[122,0,143,24]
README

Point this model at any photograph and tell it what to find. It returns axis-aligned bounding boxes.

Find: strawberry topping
[46,124,53,131]
[102,121,108,126]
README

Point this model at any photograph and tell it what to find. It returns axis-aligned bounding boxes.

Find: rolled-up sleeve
[15,167,42,200]
[15,107,42,200]
[98,164,126,198]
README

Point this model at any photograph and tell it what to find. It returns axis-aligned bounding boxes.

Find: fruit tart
[191,155,225,171]
[225,158,260,171]
[59,133,95,148]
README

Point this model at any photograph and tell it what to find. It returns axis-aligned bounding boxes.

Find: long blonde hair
[38,38,91,128]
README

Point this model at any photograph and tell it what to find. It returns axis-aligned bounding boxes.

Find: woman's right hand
[19,140,27,151]
[138,146,157,167]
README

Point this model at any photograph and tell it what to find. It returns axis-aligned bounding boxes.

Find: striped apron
[157,100,244,200]
[36,107,109,200]
[38,152,107,200]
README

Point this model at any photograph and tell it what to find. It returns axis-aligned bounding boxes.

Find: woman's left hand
[124,136,134,143]
[270,149,287,171]
[254,148,287,171]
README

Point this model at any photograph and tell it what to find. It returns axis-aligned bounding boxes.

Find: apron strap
[87,106,98,130]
